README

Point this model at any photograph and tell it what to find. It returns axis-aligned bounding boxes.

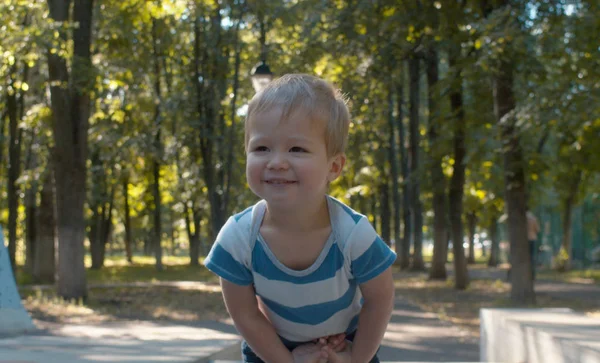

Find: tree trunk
[123,177,133,263]
[151,18,163,271]
[467,212,477,264]
[448,50,469,290]
[0,106,6,185]
[388,84,401,259]
[47,0,93,301]
[560,171,581,271]
[371,196,378,235]
[195,207,205,256]
[377,136,391,245]
[379,179,391,246]
[223,11,244,217]
[186,202,201,266]
[480,0,534,306]
[426,48,447,280]
[33,167,56,283]
[24,155,38,273]
[488,216,499,267]
[194,5,225,240]
[21,124,37,275]
[89,152,104,269]
[7,74,23,271]
[445,230,451,263]
[100,187,114,264]
[396,72,411,269]
[481,235,487,257]
[25,184,38,273]
[495,59,535,305]
[408,56,424,271]
[88,160,113,269]
[170,211,176,256]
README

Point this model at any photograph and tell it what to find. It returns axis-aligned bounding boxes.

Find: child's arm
[221,278,295,363]
[349,267,394,363]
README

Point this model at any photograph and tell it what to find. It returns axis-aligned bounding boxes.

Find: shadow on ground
[378,298,479,362]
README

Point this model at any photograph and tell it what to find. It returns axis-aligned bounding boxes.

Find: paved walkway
[6,266,600,362]
[378,297,478,362]
[23,268,600,306]
[1,293,479,362]
[0,320,240,363]
[465,266,600,306]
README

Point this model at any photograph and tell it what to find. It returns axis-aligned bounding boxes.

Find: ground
[17,256,600,339]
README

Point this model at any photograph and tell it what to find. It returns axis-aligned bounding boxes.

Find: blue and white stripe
[204,196,396,342]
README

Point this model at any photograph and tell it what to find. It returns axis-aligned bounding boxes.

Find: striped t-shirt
[204,195,396,342]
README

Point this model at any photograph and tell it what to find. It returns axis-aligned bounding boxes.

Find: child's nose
[267,153,289,170]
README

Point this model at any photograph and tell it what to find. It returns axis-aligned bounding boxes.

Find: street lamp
[250,60,273,93]
[250,13,274,93]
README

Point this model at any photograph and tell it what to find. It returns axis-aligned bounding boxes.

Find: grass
[16,255,600,338]
[19,255,227,324]
[16,255,218,286]
[421,249,491,265]
[538,268,600,284]
[21,284,229,324]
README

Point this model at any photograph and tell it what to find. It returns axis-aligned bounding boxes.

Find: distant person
[527,210,541,279]
[204,74,396,363]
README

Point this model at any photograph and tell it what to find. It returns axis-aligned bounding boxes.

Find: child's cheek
[246,160,262,185]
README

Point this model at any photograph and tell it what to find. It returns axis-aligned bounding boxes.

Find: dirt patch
[22,285,230,325]
[394,272,600,338]
[22,271,600,338]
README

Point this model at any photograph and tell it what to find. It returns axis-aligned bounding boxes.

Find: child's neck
[264,196,330,233]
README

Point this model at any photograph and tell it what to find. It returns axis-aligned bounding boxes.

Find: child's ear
[327,154,346,182]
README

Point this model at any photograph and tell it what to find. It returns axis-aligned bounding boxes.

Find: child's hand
[323,343,352,363]
[314,333,347,353]
[291,342,328,363]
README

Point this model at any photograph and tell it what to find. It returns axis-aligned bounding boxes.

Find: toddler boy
[205,74,396,363]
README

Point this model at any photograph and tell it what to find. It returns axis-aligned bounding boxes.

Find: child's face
[245,107,344,211]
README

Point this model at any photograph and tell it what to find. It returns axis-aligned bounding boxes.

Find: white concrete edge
[0,309,37,336]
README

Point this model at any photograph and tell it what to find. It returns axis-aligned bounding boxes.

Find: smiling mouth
[264,180,297,184]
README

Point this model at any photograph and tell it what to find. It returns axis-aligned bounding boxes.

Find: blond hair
[245,74,350,157]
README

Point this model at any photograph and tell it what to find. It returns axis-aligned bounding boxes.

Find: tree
[482,0,534,304]
[396,70,411,269]
[426,47,448,280]
[387,81,402,258]
[46,0,95,300]
[6,60,24,271]
[33,166,56,283]
[408,55,425,271]
[448,40,469,290]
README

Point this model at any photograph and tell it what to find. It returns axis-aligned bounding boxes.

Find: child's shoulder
[231,204,255,223]
[327,195,368,225]
[230,199,265,221]
[327,196,372,244]
[221,199,267,237]
[327,196,365,225]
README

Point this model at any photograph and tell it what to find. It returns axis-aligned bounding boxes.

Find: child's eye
[290,146,307,153]
[254,146,269,152]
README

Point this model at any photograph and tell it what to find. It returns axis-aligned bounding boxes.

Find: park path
[1,297,480,363]
[23,265,600,306]
[463,266,600,306]
[378,296,479,362]
[15,281,480,362]
[14,266,600,362]
[208,294,481,362]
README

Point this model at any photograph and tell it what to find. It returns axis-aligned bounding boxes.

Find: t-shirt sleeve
[204,216,254,286]
[346,216,397,284]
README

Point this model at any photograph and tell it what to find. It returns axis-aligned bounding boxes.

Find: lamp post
[250,15,273,93]
[250,61,273,93]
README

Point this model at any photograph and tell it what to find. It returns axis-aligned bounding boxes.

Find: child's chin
[265,195,300,206]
